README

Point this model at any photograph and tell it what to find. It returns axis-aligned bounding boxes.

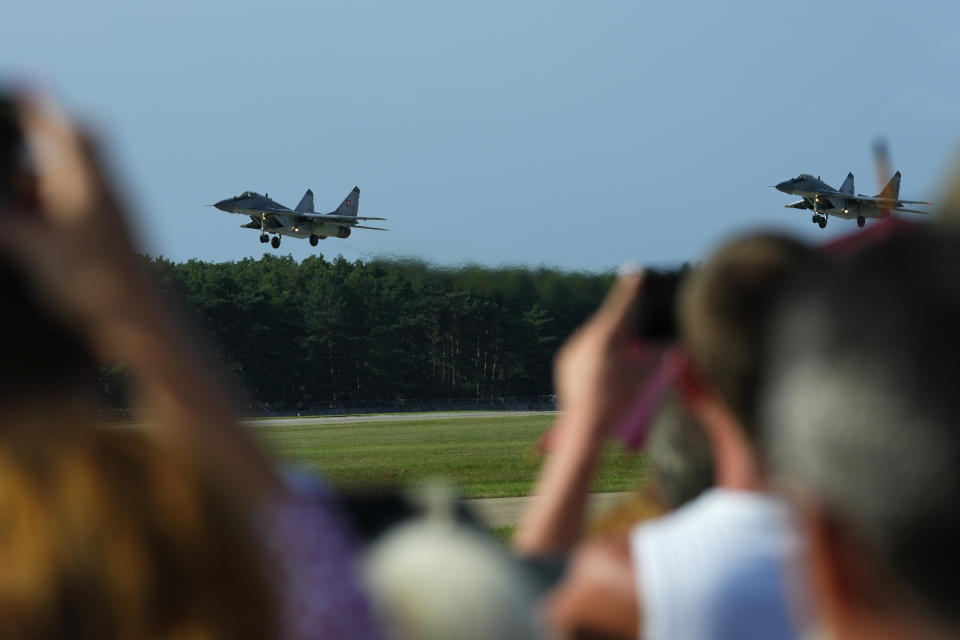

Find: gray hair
[762,228,960,627]
[647,393,714,508]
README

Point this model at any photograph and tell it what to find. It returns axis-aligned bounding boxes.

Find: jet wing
[244,214,284,229]
[841,194,932,206]
[295,212,387,222]
[351,224,389,231]
[809,191,931,208]
[796,194,930,216]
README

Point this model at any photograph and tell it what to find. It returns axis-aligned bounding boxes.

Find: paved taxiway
[466,492,632,528]
[240,410,556,428]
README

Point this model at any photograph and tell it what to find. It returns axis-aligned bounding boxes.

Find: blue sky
[4,0,960,271]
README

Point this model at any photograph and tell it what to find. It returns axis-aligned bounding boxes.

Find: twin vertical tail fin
[295,189,315,213]
[839,172,854,195]
[877,171,901,200]
[335,186,360,217]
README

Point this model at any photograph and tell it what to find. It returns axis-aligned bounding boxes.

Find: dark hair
[0,258,98,403]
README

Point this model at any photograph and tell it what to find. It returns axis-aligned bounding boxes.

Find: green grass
[252,414,647,499]
[489,525,516,543]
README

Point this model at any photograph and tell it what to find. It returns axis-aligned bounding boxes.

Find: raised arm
[514,272,649,554]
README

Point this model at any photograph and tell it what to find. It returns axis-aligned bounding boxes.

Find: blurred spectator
[645,392,714,509]
[363,487,546,640]
[0,257,99,409]
[763,227,960,640]
[0,96,380,639]
[519,233,817,639]
[0,422,274,639]
[587,394,713,537]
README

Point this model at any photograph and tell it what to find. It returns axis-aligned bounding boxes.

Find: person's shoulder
[628,488,795,588]
[630,490,800,639]
[633,489,775,536]
[669,488,789,531]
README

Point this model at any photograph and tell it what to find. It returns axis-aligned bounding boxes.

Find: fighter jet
[212,186,386,248]
[775,172,930,229]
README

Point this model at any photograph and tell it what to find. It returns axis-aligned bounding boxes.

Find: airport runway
[239,411,627,527]
[240,410,556,428]
[465,492,632,528]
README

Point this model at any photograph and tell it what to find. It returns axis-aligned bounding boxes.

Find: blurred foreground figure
[519,234,817,639]
[0,96,380,639]
[363,488,545,640]
[764,227,960,640]
[587,394,714,537]
[0,424,273,639]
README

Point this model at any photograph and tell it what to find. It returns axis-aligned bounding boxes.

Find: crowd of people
[2,94,959,640]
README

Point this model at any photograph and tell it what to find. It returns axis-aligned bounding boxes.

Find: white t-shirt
[630,488,803,640]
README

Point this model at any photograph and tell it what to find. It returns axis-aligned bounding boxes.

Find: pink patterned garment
[260,483,382,640]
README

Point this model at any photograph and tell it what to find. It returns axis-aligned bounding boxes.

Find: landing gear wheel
[818,217,827,229]
[812,214,818,224]
[857,216,865,228]
[270,236,281,249]
[309,235,319,246]
[260,233,269,243]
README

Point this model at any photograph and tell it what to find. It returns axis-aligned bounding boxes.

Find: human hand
[0,95,149,343]
[552,272,660,443]
[544,536,639,639]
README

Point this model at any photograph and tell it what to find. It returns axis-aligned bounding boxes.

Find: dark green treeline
[145,254,613,411]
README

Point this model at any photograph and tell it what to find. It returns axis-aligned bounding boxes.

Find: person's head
[763,227,960,639]
[0,422,274,639]
[677,233,815,439]
[646,393,714,509]
[363,488,545,640]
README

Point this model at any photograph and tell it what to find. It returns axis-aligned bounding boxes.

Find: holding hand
[552,271,657,443]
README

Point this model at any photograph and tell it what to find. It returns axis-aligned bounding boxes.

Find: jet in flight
[212,186,386,248]
[775,171,930,229]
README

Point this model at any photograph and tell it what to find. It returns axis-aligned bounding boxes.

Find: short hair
[678,232,815,441]
[0,423,275,639]
[763,227,960,628]
[647,393,714,508]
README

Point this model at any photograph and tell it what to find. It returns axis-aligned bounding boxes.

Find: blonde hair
[0,422,274,640]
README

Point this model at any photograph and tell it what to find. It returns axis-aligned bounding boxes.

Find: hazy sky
[4,0,960,271]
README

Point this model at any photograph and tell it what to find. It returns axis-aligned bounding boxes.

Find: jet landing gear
[309,235,319,246]
[857,216,866,228]
[270,235,281,249]
[811,197,827,229]
[259,233,269,243]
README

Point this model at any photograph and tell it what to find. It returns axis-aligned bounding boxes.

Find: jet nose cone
[213,199,231,212]
[774,181,791,193]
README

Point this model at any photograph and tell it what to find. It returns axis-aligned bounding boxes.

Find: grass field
[253,414,648,499]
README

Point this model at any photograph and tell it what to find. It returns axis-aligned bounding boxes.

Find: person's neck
[695,397,764,491]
